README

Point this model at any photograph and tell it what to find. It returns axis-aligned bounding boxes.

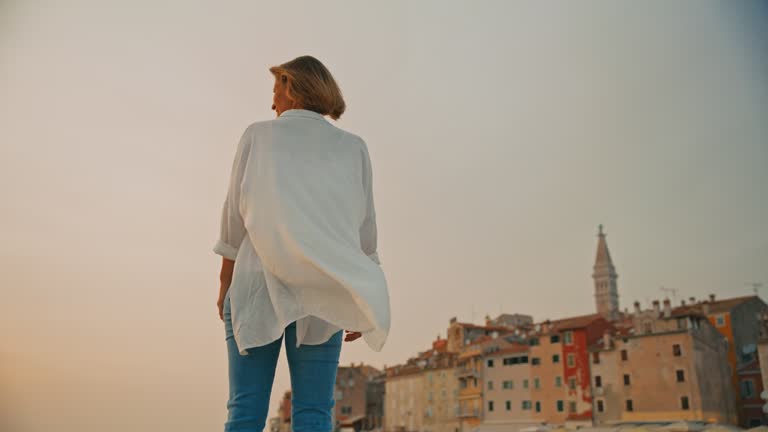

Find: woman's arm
[360,143,381,265]
[217,257,235,320]
[214,125,253,319]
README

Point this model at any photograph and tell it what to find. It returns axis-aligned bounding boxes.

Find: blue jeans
[223,290,344,432]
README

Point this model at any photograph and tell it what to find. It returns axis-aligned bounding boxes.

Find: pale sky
[1,1,766,431]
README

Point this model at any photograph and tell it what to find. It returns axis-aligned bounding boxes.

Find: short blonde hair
[269,55,346,120]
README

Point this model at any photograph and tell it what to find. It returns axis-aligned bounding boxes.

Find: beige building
[590,301,737,424]
[385,363,425,432]
[385,336,460,432]
[482,336,536,429]
[422,350,460,432]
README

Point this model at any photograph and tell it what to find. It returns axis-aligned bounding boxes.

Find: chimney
[663,298,672,318]
[634,301,641,314]
[709,293,716,302]
[652,300,661,315]
[450,316,457,324]
[681,300,686,306]
[689,296,696,304]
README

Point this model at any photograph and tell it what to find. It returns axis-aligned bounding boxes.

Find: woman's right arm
[214,125,253,318]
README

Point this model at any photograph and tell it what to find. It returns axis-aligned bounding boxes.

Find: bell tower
[593,225,619,320]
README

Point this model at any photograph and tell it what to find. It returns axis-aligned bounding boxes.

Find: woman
[213,55,390,432]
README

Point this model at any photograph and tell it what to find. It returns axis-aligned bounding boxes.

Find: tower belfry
[593,225,619,320]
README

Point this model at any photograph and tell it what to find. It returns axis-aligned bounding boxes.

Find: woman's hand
[344,330,362,342]
[217,293,226,321]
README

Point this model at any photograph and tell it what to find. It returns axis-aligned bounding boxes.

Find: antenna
[746,282,764,296]
[659,286,678,302]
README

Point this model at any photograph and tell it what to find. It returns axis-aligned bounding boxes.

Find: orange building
[674,295,767,426]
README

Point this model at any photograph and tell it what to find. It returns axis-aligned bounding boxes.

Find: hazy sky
[1,1,766,431]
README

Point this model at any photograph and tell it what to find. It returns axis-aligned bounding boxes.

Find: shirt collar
[279,109,329,122]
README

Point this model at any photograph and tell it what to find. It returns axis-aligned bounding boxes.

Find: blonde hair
[269,55,346,120]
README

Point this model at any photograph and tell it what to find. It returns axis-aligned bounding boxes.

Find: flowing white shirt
[213,108,390,355]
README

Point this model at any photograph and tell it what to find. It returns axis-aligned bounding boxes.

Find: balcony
[457,408,481,418]
[454,367,479,378]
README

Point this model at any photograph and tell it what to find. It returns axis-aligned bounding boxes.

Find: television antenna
[746,282,764,296]
[660,286,678,302]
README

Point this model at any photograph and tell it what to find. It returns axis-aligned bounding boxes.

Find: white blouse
[213,108,390,355]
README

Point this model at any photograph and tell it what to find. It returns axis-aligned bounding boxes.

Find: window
[597,400,604,413]
[341,406,352,414]
[564,331,573,345]
[534,378,540,389]
[505,400,511,411]
[741,379,756,398]
[592,352,600,364]
[556,400,564,412]
[595,375,602,388]
[487,380,493,391]
[680,396,689,410]
[567,354,576,367]
[569,401,577,413]
[677,318,687,330]
[623,374,631,386]
[428,391,433,401]
[673,344,682,357]
[487,359,494,368]
[520,356,529,364]
[676,370,685,383]
[551,335,561,343]
[523,379,529,389]
[643,322,652,334]
[552,354,560,363]
[529,338,540,346]
[620,350,628,361]
[532,357,541,365]
[488,401,494,412]
[535,401,541,413]
[569,377,577,390]
[555,376,562,387]
[626,399,634,412]
[715,314,726,327]
[502,380,514,389]
[522,400,532,410]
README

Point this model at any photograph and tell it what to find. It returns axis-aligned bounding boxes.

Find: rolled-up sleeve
[359,142,381,265]
[213,126,252,261]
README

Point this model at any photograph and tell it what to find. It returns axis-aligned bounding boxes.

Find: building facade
[590,305,737,424]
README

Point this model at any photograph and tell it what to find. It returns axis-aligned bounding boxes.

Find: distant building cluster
[272,227,768,432]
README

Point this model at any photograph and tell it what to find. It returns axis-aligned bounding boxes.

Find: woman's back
[221,108,389,355]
